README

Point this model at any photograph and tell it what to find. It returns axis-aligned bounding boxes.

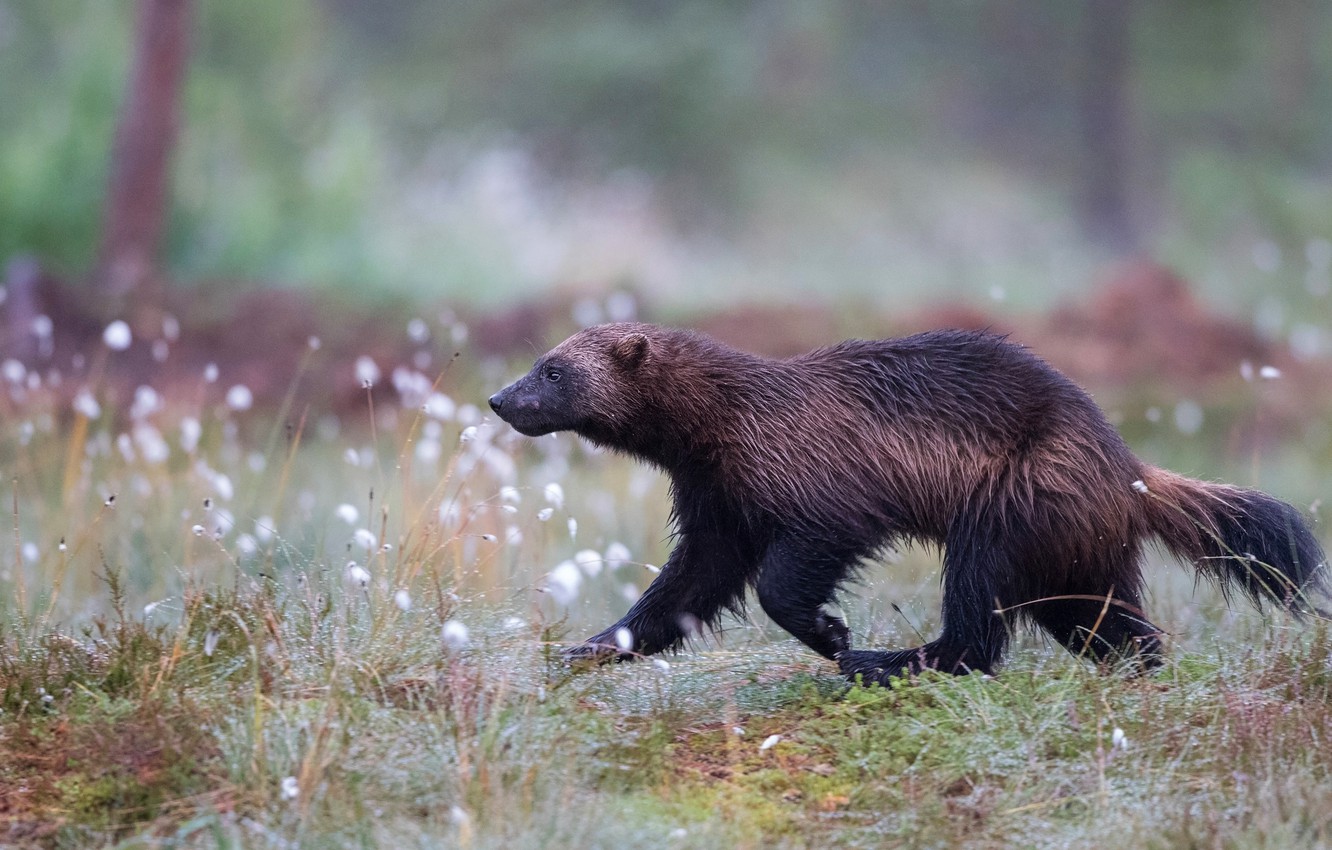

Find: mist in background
[3,0,1332,318]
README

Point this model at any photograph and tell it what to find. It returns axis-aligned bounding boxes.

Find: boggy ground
[4,581,1331,848]
[1,263,1330,847]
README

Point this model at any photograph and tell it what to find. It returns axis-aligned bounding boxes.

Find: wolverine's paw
[837,643,983,685]
[561,639,627,667]
[837,648,926,686]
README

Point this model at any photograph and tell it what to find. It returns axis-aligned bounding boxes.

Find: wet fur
[489,323,1327,683]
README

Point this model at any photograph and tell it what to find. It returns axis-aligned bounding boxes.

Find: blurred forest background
[4,0,1332,320]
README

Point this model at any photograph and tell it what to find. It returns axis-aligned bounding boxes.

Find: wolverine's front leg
[755,537,854,660]
[564,527,759,663]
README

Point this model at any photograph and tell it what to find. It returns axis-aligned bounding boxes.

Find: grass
[1,326,1330,848]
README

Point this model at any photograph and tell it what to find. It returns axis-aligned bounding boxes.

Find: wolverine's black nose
[488,394,503,413]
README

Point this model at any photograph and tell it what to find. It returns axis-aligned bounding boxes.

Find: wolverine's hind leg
[1028,588,1165,672]
[756,538,854,660]
[1024,532,1166,671]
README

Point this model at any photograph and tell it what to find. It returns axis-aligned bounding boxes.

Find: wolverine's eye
[545,368,562,384]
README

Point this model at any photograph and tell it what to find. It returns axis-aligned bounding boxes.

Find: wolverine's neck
[583,334,772,478]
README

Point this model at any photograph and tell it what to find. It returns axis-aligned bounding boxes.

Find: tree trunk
[93,0,192,304]
[1078,0,1137,254]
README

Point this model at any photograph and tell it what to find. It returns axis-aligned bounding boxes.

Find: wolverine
[489,323,1326,683]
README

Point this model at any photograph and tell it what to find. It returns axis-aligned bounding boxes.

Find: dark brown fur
[489,323,1327,682]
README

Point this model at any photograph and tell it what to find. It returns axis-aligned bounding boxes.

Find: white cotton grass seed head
[116,433,135,463]
[1132,480,1149,494]
[1259,365,1282,380]
[759,734,782,752]
[353,528,378,550]
[457,403,481,425]
[441,619,469,650]
[459,425,478,444]
[226,385,253,411]
[546,560,583,605]
[615,627,634,652]
[438,499,461,528]
[180,417,201,453]
[131,385,160,419]
[355,355,380,388]
[281,776,300,801]
[416,438,441,465]
[2,359,24,384]
[394,588,412,611]
[543,482,565,508]
[568,517,578,540]
[133,424,169,464]
[103,320,132,351]
[212,473,234,502]
[537,507,554,522]
[335,503,359,524]
[574,549,603,576]
[255,516,275,542]
[346,561,371,588]
[500,486,521,504]
[407,317,429,342]
[210,507,235,536]
[424,392,455,420]
[204,362,219,383]
[1174,399,1203,435]
[1112,727,1128,750]
[73,389,101,420]
[604,542,632,569]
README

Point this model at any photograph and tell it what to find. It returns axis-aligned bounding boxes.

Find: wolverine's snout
[488,381,548,435]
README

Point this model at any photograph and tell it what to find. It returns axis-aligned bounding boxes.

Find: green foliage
[0,1,128,272]
[6,2,1332,310]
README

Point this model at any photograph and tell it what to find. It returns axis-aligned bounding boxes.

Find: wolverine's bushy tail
[1140,467,1328,615]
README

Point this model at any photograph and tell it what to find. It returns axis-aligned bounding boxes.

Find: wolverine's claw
[562,640,623,667]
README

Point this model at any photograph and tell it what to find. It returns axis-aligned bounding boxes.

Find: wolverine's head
[488,323,653,439]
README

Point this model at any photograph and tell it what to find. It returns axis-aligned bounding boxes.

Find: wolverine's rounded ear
[613,332,650,369]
